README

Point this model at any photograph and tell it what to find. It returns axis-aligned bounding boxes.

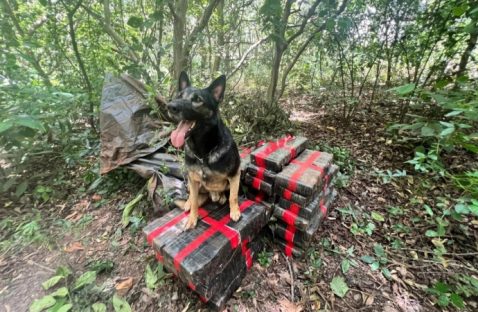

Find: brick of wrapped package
[251,136,308,172]
[274,189,336,248]
[246,164,276,184]
[239,146,253,178]
[275,238,304,257]
[243,173,274,196]
[277,189,337,257]
[207,237,264,310]
[143,199,270,301]
[275,149,333,197]
[277,188,328,221]
[272,188,336,232]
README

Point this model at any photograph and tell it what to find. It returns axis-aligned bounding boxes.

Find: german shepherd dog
[168,72,241,229]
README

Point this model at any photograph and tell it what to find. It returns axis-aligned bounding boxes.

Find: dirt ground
[1,95,477,312]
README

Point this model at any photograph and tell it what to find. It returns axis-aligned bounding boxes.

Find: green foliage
[330,276,349,298]
[427,281,465,309]
[258,250,273,267]
[145,263,166,290]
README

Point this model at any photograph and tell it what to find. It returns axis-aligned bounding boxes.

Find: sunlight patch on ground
[289,108,325,122]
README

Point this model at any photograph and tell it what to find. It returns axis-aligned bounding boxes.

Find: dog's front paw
[230,205,241,222]
[182,198,192,211]
[184,213,198,229]
[218,193,227,205]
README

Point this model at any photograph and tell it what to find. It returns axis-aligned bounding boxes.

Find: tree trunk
[267,43,286,104]
[455,26,477,77]
[212,0,225,75]
[171,0,188,83]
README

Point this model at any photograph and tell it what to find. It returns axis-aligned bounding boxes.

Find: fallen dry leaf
[278,298,302,312]
[64,242,84,252]
[115,277,134,296]
[92,194,102,201]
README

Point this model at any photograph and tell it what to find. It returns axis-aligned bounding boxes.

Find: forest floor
[1,94,477,312]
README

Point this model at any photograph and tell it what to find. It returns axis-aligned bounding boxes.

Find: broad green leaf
[330,276,349,298]
[42,276,64,290]
[425,230,438,237]
[15,181,28,197]
[56,266,72,278]
[15,116,44,131]
[92,303,107,312]
[445,110,462,117]
[50,287,68,298]
[440,127,454,136]
[454,203,469,214]
[73,271,97,290]
[390,83,415,96]
[127,16,143,28]
[373,244,386,257]
[381,268,392,279]
[341,259,350,274]
[437,294,449,307]
[424,204,434,216]
[371,211,384,222]
[360,255,375,264]
[122,193,144,227]
[112,294,132,312]
[434,282,450,293]
[145,264,158,290]
[56,304,72,312]
[370,261,380,271]
[421,126,435,137]
[30,295,56,312]
[450,293,464,308]
[0,120,14,133]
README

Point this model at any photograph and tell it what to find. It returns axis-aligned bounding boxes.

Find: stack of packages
[273,150,338,257]
[143,199,272,310]
[241,136,338,257]
[242,136,307,204]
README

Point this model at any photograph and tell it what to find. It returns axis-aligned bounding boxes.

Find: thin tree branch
[227,37,268,78]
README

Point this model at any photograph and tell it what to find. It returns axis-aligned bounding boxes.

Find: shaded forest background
[1,0,478,311]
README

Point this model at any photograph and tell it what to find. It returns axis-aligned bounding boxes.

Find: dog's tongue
[171,120,194,148]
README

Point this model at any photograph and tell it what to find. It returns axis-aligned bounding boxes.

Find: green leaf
[381,268,392,279]
[42,276,64,290]
[92,303,107,312]
[425,230,438,237]
[15,181,28,197]
[55,266,72,278]
[434,282,450,293]
[450,293,464,308]
[0,120,14,133]
[373,244,386,257]
[360,255,375,264]
[112,294,132,312]
[370,261,380,271]
[73,271,97,290]
[437,294,449,307]
[341,259,350,274]
[122,193,144,227]
[454,203,469,214]
[440,127,455,136]
[50,287,68,298]
[424,204,434,216]
[330,276,349,298]
[30,295,56,312]
[15,116,44,131]
[145,264,158,290]
[390,83,415,96]
[127,16,143,28]
[56,304,72,312]
[371,211,384,222]
[87,260,115,274]
[421,126,435,137]
[445,110,462,117]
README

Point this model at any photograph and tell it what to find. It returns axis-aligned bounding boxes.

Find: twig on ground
[282,252,295,302]
[27,259,55,273]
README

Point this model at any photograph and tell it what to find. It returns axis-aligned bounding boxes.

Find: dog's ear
[178,71,191,91]
[207,75,226,103]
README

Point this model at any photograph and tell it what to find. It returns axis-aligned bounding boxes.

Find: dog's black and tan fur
[167,72,241,229]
